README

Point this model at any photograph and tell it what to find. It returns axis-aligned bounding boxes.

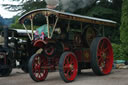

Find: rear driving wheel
[59,52,78,83]
[90,37,113,75]
[28,53,48,82]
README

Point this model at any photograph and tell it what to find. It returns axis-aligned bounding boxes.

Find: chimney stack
[45,0,59,9]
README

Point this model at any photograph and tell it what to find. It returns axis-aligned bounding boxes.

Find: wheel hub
[69,64,73,70]
[101,52,107,60]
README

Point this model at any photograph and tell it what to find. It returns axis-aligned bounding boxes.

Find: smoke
[45,0,96,11]
[60,0,96,12]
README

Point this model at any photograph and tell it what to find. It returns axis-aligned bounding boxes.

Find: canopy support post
[30,17,34,40]
[22,23,32,40]
[51,17,59,38]
[46,16,50,38]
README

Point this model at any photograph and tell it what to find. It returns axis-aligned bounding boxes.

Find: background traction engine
[0,27,36,76]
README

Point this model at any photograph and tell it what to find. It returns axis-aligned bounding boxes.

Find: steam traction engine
[19,8,116,82]
[0,27,36,76]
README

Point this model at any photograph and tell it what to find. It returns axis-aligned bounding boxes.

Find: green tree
[11,16,24,29]
[3,0,46,15]
[120,0,128,59]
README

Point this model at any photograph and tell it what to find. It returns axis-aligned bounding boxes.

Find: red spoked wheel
[59,52,78,83]
[28,53,48,82]
[90,37,113,75]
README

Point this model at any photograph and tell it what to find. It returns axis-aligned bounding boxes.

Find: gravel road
[0,69,128,85]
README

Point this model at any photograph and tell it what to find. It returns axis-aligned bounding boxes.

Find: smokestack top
[45,0,59,9]
[46,5,57,9]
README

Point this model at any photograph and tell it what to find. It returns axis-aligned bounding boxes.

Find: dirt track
[0,69,128,85]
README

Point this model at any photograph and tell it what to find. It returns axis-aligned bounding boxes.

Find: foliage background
[120,0,128,60]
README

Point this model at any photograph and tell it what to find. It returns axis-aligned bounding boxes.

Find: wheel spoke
[64,70,70,78]
[69,57,74,64]
[38,72,41,78]
[66,56,69,64]
[104,47,109,52]
[97,49,102,56]
[100,40,105,50]
[71,69,74,75]
[98,56,103,65]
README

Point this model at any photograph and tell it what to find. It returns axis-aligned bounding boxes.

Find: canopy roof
[19,8,116,27]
